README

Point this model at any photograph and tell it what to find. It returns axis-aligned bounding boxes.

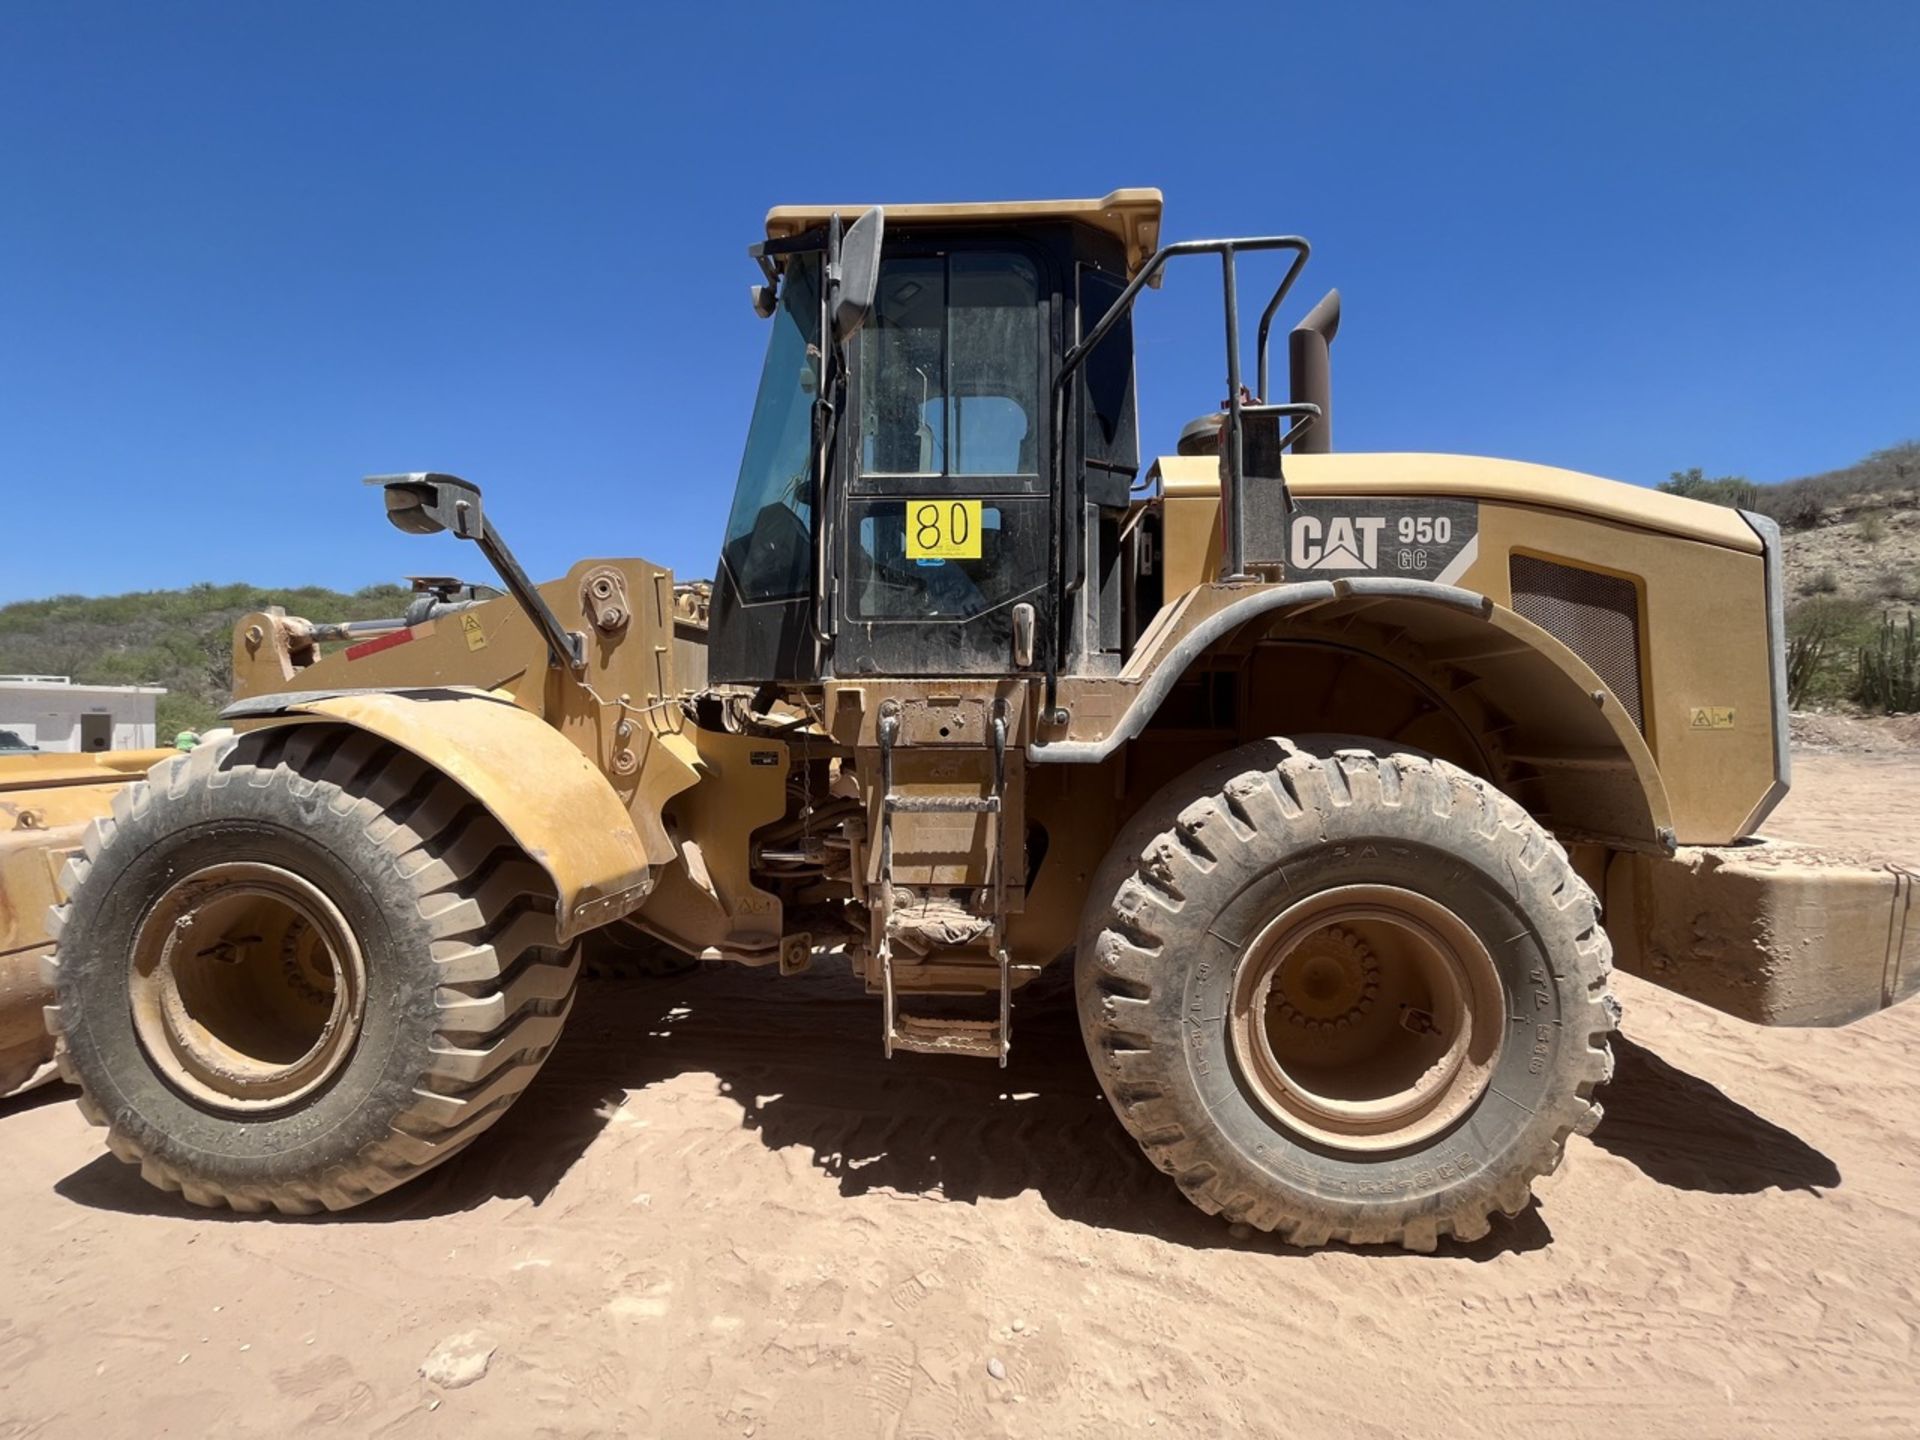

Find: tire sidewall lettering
[1176,833,1566,1202]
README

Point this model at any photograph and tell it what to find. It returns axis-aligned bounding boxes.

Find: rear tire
[43,726,579,1214]
[1076,735,1616,1251]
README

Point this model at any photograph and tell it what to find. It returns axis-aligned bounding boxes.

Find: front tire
[1076,736,1617,1251]
[44,726,579,1214]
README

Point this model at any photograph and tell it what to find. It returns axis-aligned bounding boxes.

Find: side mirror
[363,471,586,671]
[830,206,885,345]
[367,473,486,539]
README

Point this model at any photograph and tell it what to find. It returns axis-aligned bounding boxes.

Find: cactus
[1855,611,1920,714]
[1786,627,1827,709]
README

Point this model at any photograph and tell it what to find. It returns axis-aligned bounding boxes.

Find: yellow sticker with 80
[904,499,983,560]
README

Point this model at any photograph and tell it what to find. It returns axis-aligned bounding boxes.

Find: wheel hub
[279,916,336,1006]
[1270,925,1379,1030]
[128,862,366,1113]
[1229,884,1504,1154]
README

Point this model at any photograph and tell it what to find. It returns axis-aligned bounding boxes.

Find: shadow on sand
[0,1075,75,1121]
[52,964,1838,1251]
[1589,1033,1840,1193]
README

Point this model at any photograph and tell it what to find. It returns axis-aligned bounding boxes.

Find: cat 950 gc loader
[21,190,1918,1249]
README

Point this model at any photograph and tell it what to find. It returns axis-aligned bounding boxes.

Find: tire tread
[43,728,579,1213]
[1078,736,1617,1252]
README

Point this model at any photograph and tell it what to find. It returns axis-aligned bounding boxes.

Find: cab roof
[764,188,1164,277]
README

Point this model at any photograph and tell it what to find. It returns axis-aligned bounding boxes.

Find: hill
[1664,442,1920,602]
[0,582,411,737]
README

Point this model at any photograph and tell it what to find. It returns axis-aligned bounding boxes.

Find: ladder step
[885,794,1000,814]
[874,698,1015,1066]
[889,1014,1005,1059]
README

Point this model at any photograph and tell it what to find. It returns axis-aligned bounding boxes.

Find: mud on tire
[42,725,579,1214]
[1076,735,1617,1251]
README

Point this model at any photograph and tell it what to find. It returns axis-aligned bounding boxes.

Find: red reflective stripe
[344,628,415,661]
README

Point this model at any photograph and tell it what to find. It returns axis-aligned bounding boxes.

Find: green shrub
[1660,469,1759,510]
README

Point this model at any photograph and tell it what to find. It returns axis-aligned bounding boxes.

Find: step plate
[889,1014,1005,1060]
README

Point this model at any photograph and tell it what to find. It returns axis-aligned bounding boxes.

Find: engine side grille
[1509,554,1646,731]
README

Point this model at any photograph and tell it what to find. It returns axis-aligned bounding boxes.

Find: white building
[0,676,166,753]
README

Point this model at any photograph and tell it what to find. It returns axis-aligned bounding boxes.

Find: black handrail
[1043,234,1315,719]
[1255,250,1313,405]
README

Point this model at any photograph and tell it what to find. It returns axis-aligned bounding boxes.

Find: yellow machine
[1,750,172,1097]
[16,191,1915,1249]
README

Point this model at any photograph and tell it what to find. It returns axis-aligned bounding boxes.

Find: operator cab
[708,190,1164,686]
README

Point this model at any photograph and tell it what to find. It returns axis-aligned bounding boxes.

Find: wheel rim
[128,861,366,1112]
[1228,884,1504,1153]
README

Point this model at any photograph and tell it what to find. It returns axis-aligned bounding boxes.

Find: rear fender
[1038,579,1675,851]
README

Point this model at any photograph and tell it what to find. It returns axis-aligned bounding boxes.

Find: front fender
[243,688,657,943]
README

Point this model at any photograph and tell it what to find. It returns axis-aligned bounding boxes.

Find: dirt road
[3,751,1917,1438]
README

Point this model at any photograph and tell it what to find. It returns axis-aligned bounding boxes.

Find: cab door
[832,244,1055,678]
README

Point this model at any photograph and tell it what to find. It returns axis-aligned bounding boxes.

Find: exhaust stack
[1288,288,1340,454]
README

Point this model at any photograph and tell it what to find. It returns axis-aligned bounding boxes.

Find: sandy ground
[4,751,1919,1439]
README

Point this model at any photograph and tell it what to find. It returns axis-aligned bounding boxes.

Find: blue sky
[2,2,1915,604]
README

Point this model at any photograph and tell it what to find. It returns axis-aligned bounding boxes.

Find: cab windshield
[719,256,821,603]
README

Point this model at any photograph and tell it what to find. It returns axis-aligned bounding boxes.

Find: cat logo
[1290,514,1388,571]
[1273,499,1481,582]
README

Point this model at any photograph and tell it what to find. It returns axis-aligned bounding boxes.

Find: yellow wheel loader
[13,190,1917,1247]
